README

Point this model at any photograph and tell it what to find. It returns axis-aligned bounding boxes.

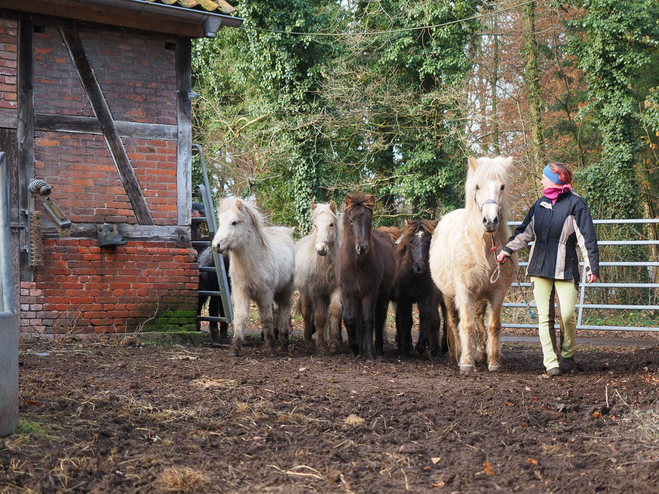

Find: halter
[474,194,503,221]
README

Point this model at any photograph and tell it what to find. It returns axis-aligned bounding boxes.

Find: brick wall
[20,240,198,333]
[34,132,178,224]
[0,19,17,109]
[33,26,176,123]
[19,22,196,335]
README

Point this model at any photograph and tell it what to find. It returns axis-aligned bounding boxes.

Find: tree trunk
[522,1,545,173]
[491,11,500,155]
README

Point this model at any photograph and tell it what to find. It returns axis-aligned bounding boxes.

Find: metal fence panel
[503,219,659,332]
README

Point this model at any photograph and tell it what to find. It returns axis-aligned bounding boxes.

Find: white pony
[212,197,295,357]
[429,156,517,373]
[294,201,342,354]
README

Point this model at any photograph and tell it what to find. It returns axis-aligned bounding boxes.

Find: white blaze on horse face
[477,179,505,233]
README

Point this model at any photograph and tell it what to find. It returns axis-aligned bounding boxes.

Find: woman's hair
[548,162,573,185]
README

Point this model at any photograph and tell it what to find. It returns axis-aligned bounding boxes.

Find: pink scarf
[543,184,572,204]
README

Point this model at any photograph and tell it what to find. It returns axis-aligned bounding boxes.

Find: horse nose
[316,244,328,256]
[412,262,425,274]
[356,242,369,255]
[212,241,226,254]
[483,216,499,232]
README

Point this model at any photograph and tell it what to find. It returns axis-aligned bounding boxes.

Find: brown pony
[336,192,396,359]
[392,219,447,359]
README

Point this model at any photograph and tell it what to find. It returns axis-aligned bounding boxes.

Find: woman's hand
[496,252,509,264]
[587,273,598,284]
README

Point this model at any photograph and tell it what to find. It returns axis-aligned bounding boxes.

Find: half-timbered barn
[0,0,242,334]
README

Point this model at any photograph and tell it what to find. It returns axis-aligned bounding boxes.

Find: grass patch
[14,418,48,440]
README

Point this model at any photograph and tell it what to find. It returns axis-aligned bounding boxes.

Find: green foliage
[565,0,659,218]
[192,0,483,230]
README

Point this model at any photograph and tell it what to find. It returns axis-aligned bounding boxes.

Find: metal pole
[0,151,19,436]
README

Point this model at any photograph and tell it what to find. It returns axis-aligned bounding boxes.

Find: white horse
[429,156,517,373]
[211,197,295,357]
[294,201,342,354]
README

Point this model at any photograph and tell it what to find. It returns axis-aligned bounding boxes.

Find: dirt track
[2,332,659,493]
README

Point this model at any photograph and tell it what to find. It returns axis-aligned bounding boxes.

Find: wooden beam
[59,27,154,225]
[0,1,204,38]
[42,222,191,243]
[176,37,192,228]
[17,20,34,281]
[34,114,177,140]
[0,109,18,130]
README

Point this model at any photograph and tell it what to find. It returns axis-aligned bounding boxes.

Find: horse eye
[329,223,334,227]
[231,221,237,226]
[350,219,354,224]
[475,185,480,191]
[500,184,505,191]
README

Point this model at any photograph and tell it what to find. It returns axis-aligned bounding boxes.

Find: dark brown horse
[336,192,396,359]
[391,220,447,359]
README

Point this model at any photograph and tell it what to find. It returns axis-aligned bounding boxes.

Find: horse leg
[486,291,506,372]
[438,293,448,355]
[396,301,413,359]
[444,300,461,365]
[197,294,207,332]
[314,295,330,355]
[417,294,440,358]
[276,286,293,352]
[362,294,378,359]
[455,287,476,373]
[255,294,277,356]
[342,295,361,356]
[474,300,487,364]
[208,295,220,342]
[229,289,251,357]
[328,289,342,354]
[300,292,315,353]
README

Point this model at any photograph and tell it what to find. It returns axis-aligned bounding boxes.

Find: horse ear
[364,194,375,210]
[404,219,409,228]
[310,200,317,211]
[235,198,244,210]
[504,156,514,170]
[468,156,479,171]
[428,219,439,232]
[329,200,337,213]
[344,195,353,210]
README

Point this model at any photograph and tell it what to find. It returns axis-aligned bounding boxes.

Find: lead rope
[490,235,535,319]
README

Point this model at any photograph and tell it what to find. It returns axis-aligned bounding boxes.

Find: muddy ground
[3,327,659,493]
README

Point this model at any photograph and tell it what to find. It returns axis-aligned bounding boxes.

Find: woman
[496,162,599,376]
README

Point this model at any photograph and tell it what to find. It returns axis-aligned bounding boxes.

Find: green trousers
[530,276,578,371]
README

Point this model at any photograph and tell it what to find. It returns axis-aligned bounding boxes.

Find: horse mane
[344,192,375,213]
[465,156,512,224]
[377,226,402,243]
[396,219,438,253]
[219,197,267,232]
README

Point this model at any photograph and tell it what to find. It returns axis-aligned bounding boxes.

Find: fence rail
[502,218,659,332]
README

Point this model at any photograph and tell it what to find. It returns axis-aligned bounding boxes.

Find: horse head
[212,198,260,253]
[401,219,438,274]
[311,200,339,256]
[343,192,375,256]
[467,156,513,233]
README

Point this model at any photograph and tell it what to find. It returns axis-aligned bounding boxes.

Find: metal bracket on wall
[10,210,28,254]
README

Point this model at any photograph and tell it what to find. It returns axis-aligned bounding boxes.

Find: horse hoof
[329,342,340,355]
[460,364,475,374]
[316,343,329,355]
[228,344,240,357]
[304,341,315,354]
[350,344,359,356]
[488,365,502,372]
[264,345,277,357]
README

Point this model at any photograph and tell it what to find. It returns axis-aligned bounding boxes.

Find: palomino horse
[295,201,343,354]
[429,156,517,372]
[391,220,447,359]
[336,192,396,359]
[211,198,295,357]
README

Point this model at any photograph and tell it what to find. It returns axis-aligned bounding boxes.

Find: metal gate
[0,151,18,436]
[503,218,659,332]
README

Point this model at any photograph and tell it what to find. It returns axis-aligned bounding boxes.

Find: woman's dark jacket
[501,189,599,282]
